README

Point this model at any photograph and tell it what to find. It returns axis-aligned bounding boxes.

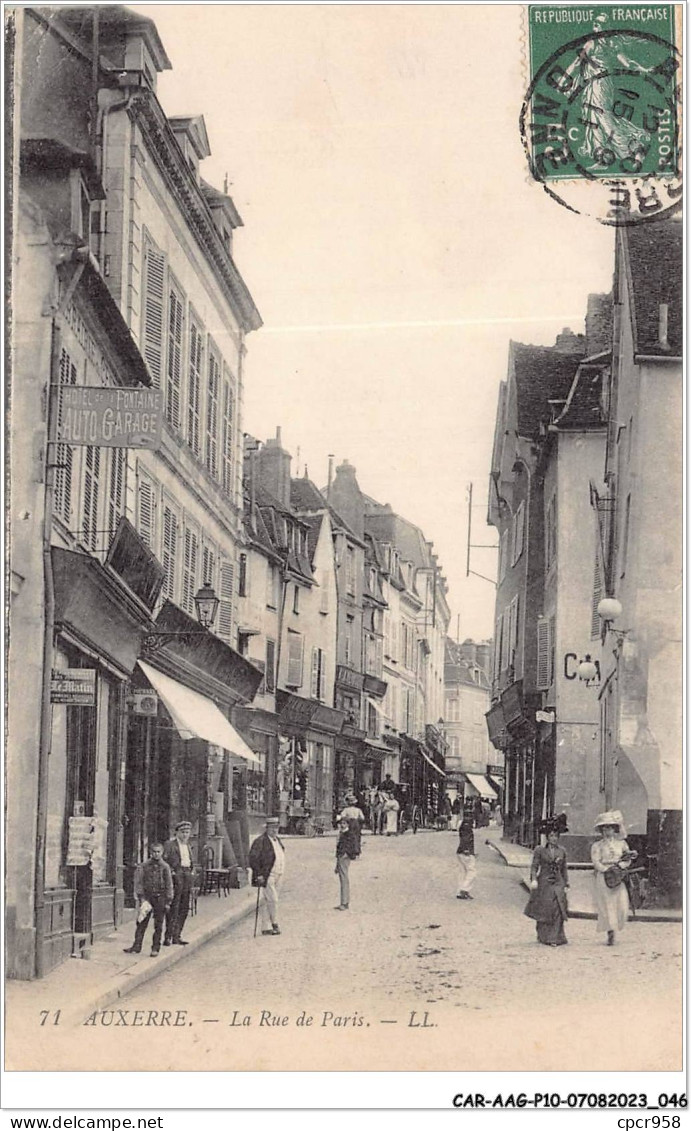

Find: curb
[65,890,255,1024]
[517,875,682,923]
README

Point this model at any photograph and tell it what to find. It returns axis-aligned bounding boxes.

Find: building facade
[443,639,498,805]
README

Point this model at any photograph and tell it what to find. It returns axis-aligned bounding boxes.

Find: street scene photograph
[4,0,683,1095]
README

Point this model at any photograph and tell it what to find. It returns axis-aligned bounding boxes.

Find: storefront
[42,540,156,973]
[275,691,345,832]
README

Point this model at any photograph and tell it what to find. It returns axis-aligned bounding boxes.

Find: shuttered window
[265,639,276,693]
[188,319,203,457]
[161,504,179,602]
[136,470,157,550]
[536,617,553,690]
[82,444,101,550]
[286,631,304,688]
[54,349,77,523]
[310,647,325,701]
[221,372,234,496]
[107,448,126,535]
[142,236,166,386]
[206,346,220,479]
[202,543,216,588]
[591,545,603,638]
[182,524,199,614]
[166,284,184,430]
[217,560,234,643]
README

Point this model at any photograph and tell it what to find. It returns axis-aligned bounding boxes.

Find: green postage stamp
[523,3,681,218]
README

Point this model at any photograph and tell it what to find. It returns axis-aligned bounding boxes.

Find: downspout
[34,255,87,977]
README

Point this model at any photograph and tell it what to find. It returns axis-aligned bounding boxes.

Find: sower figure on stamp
[163,820,195,946]
[123,843,173,957]
[248,817,285,936]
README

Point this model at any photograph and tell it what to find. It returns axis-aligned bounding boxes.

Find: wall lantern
[577,654,598,683]
[597,596,623,624]
[194,582,220,629]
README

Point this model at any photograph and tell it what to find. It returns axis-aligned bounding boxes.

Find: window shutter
[591,546,603,638]
[107,448,126,535]
[265,639,276,693]
[287,632,304,688]
[188,321,203,457]
[221,374,234,496]
[137,473,156,549]
[182,525,199,614]
[202,543,216,587]
[536,617,552,690]
[166,286,184,429]
[161,505,178,601]
[54,349,77,522]
[143,239,165,386]
[82,444,101,550]
[310,647,319,699]
[206,348,220,479]
[217,560,234,642]
[391,620,398,661]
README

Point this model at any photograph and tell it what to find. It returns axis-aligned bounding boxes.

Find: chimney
[585,292,613,355]
[553,327,586,356]
[329,459,364,538]
[256,426,292,507]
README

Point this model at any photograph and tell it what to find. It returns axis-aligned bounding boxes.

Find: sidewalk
[486,835,682,923]
[6,882,255,1027]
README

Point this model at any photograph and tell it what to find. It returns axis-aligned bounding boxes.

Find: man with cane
[248,817,285,936]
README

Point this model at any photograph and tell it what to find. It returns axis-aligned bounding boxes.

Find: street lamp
[577,654,598,684]
[142,583,220,652]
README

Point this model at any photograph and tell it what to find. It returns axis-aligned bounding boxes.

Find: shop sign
[51,668,96,705]
[131,689,159,716]
[336,664,364,691]
[57,387,163,450]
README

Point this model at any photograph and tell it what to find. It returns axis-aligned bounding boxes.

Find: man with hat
[163,820,195,946]
[248,817,285,936]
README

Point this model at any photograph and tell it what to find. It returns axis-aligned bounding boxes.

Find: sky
[134,3,616,641]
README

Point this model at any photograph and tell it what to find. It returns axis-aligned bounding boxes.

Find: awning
[464,772,497,800]
[418,744,446,777]
[138,661,261,764]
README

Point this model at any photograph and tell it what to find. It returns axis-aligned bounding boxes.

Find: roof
[555,363,606,430]
[623,218,682,357]
[58,6,172,71]
[301,514,325,567]
[511,342,583,438]
[364,509,432,572]
[290,477,327,512]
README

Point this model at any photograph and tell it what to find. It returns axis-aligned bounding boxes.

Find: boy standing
[334,818,360,910]
[123,843,174,956]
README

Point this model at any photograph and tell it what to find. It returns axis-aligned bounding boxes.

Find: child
[123,843,174,956]
[456,817,477,900]
[334,818,360,910]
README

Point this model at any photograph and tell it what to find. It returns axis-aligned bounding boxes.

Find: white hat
[594,810,626,836]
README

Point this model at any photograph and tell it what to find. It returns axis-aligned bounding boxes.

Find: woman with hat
[591,810,636,945]
[523,821,569,946]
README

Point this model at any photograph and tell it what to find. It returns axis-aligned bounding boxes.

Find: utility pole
[465,482,497,586]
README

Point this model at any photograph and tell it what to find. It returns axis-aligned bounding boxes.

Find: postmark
[521,5,682,224]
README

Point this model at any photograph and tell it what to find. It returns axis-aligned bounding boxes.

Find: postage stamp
[521,4,682,224]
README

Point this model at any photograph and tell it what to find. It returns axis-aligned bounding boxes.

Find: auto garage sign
[57,387,163,450]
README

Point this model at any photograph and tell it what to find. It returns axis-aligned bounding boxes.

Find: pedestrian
[591,810,637,946]
[381,773,397,796]
[382,792,400,836]
[523,822,569,946]
[450,796,462,832]
[334,818,360,910]
[456,816,477,900]
[123,843,173,957]
[473,796,483,828]
[248,816,285,936]
[337,792,366,850]
[163,820,195,946]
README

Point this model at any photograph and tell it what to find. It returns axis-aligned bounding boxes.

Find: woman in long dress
[524,826,569,946]
[383,794,399,836]
[591,810,635,946]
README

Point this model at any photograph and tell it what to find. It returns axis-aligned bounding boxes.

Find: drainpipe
[34,254,87,977]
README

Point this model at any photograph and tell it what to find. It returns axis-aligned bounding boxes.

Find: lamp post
[142,583,220,653]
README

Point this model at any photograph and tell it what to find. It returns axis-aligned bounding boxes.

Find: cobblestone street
[11,831,682,1073]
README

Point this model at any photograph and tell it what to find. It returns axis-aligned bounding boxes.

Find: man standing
[456,816,477,900]
[248,817,285,936]
[123,843,173,957]
[163,820,195,946]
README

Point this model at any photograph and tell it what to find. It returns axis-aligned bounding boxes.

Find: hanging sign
[51,668,96,705]
[57,387,163,450]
